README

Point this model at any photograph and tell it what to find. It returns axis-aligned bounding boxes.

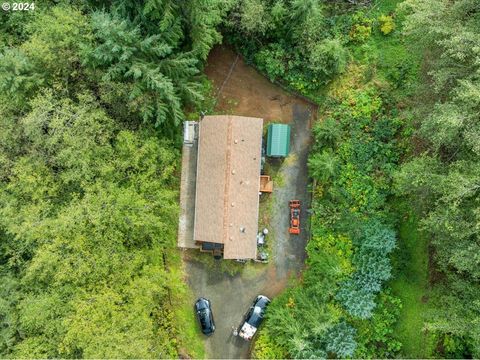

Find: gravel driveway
[185,103,313,359]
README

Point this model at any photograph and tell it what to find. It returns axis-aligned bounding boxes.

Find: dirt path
[184,46,316,359]
[270,104,312,280]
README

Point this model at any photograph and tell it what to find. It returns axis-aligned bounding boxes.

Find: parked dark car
[239,295,271,340]
[195,298,215,335]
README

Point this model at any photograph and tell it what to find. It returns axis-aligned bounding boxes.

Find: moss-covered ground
[390,201,435,358]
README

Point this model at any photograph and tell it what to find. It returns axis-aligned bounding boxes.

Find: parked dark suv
[195,298,215,335]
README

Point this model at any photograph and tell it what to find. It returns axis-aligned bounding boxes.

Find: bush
[237,0,270,35]
[441,334,472,358]
[325,321,357,358]
[354,251,393,282]
[309,39,348,78]
[308,149,340,183]
[349,13,373,43]
[312,117,342,150]
[341,87,382,120]
[355,291,403,358]
[350,24,372,42]
[306,232,354,281]
[252,329,287,359]
[254,44,287,81]
[357,219,397,253]
[336,279,377,319]
[378,15,395,35]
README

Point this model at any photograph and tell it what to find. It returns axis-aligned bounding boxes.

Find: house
[266,123,291,157]
[178,115,264,260]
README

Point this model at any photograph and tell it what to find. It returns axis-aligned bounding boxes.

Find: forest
[0,0,226,357]
[0,0,479,359]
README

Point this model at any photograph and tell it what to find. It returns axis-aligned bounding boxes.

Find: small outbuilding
[266,124,291,157]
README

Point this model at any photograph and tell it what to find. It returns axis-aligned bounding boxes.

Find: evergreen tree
[325,322,357,358]
[396,0,480,355]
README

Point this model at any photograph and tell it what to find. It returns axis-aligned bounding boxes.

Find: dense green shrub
[223,0,348,97]
[251,328,287,359]
[325,322,357,358]
[308,149,340,184]
[312,117,342,151]
[309,39,348,78]
[378,14,395,35]
[235,0,270,35]
[349,12,373,43]
[254,44,287,81]
[336,277,377,319]
[355,291,403,358]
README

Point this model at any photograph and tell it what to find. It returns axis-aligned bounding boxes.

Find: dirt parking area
[183,45,317,359]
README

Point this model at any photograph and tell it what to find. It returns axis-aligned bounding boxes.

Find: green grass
[390,200,434,358]
[348,0,422,101]
[168,249,206,359]
[187,249,246,275]
[259,156,290,259]
[175,291,206,359]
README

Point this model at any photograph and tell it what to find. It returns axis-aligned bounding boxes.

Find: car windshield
[196,299,207,310]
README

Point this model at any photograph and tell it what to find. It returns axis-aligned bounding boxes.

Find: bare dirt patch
[205,45,315,124]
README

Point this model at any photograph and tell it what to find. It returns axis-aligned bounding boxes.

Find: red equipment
[289,200,301,235]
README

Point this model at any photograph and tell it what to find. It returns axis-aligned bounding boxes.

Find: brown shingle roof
[193,115,263,259]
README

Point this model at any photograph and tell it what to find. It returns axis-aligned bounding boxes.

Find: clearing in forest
[182,45,317,359]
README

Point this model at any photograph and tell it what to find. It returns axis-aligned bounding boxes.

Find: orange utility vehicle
[289,200,301,234]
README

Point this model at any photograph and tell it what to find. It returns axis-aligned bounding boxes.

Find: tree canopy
[0,0,230,357]
[394,0,480,355]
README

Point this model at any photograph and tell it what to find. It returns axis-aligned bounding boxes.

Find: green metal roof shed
[266,124,291,157]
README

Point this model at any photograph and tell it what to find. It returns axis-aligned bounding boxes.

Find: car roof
[246,296,270,328]
[247,310,263,328]
[199,308,213,326]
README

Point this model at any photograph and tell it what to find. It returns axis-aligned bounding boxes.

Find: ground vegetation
[0,0,232,357]
[1,0,478,358]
